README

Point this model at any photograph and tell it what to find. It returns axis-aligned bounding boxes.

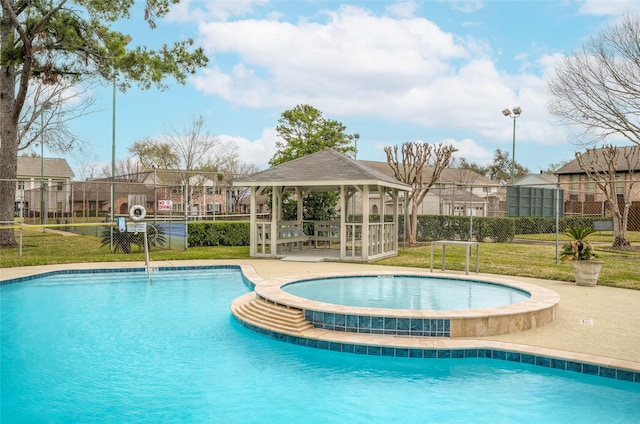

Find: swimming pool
[282,275,530,310]
[2,267,639,423]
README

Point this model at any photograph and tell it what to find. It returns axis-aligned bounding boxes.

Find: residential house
[555,145,640,224]
[70,168,232,219]
[15,156,75,218]
[358,161,500,217]
[145,169,228,216]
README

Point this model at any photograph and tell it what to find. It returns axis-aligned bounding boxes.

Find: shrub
[188,222,250,246]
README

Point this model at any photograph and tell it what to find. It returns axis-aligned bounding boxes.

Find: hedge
[186,216,613,246]
[187,222,250,247]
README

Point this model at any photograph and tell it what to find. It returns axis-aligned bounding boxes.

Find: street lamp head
[502,108,511,117]
[512,106,522,117]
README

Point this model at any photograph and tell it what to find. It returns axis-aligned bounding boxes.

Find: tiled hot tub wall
[304,310,451,337]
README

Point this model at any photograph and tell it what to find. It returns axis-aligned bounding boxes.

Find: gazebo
[233,149,411,262]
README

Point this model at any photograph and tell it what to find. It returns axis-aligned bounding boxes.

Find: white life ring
[129,205,146,221]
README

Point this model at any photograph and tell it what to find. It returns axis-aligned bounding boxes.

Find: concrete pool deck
[2,259,639,372]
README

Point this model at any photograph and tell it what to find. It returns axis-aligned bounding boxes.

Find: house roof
[555,145,640,175]
[359,160,494,186]
[70,181,153,201]
[514,173,558,186]
[17,156,75,179]
[234,149,411,191]
[429,187,486,202]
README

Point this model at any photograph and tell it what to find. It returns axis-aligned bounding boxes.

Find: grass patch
[378,243,640,290]
[2,229,638,290]
[0,230,248,268]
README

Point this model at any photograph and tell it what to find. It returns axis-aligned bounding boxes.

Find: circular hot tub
[254,273,560,338]
[282,275,530,311]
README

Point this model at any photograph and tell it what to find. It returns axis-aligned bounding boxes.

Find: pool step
[231,293,314,335]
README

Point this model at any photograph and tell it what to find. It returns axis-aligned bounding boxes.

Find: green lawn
[379,242,640,290]
[2,229,639,290]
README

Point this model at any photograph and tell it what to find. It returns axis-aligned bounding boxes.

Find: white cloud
[385,1,420,18]
[447,1,485,14]
[219,127,278,170]
[448,138,493,165]
[195,6,471,115]
[191,3,563,157]
[167,0,268,23]
[577,0,640,16]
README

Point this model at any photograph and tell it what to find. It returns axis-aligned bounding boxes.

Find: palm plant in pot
[560,226,603,286]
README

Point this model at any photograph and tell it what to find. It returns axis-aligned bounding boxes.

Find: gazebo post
[362,185,370,261]
[249,186,257,257]
[392,189,399,252]
[296,187,304,233]
[270,186,280,257]
[379,185,385,254]
[340,185,346,260]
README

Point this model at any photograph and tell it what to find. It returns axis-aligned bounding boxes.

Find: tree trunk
[611,199,631,248]
[0,133,19,247]
[0,37,19,247]
[406,198,419,244]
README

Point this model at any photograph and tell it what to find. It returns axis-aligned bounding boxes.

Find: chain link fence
[6,177,640,262]
[10,176,252,252]
[404,180,640,276]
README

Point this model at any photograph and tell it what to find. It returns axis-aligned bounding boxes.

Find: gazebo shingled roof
[235,149,409,191]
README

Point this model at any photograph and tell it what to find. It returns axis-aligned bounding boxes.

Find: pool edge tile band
[0,264,243,286]
[233,316,640,384]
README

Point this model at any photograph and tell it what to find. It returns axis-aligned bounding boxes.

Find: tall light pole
[40,128,46,233]
[502,107,522,184]
[40,102,51,233]
[110,35,132,252]
[110,71,116,251]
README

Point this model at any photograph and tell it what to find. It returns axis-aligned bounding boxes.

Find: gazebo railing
[368,222,396,256]
[254,220,396,260]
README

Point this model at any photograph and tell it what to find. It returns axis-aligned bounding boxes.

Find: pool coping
[253,271,560,338]
[2,261,639,382]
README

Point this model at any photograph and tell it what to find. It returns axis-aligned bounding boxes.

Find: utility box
[506,186,564,217]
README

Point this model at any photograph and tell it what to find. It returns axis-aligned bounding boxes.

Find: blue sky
[62,0,640,177]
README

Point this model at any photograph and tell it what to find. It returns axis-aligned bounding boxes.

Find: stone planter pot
[572,260,603,287]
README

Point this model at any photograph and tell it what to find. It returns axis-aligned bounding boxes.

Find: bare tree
[74,160,103,181]
[100,158,145,182]
[385,142,457,244]
[223,159,259,212]
[130,116,237,174]
[18,80,97,154]
[548,13,640,146]
[575,145,639,248]
[128,137,180,170]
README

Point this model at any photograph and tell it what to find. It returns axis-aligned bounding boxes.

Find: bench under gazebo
[233,149,411,262]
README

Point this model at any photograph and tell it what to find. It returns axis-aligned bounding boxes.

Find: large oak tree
[0,0,207,247]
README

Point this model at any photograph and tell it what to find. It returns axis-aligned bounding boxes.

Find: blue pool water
[283,275,530,310]
[1,268,639,423]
